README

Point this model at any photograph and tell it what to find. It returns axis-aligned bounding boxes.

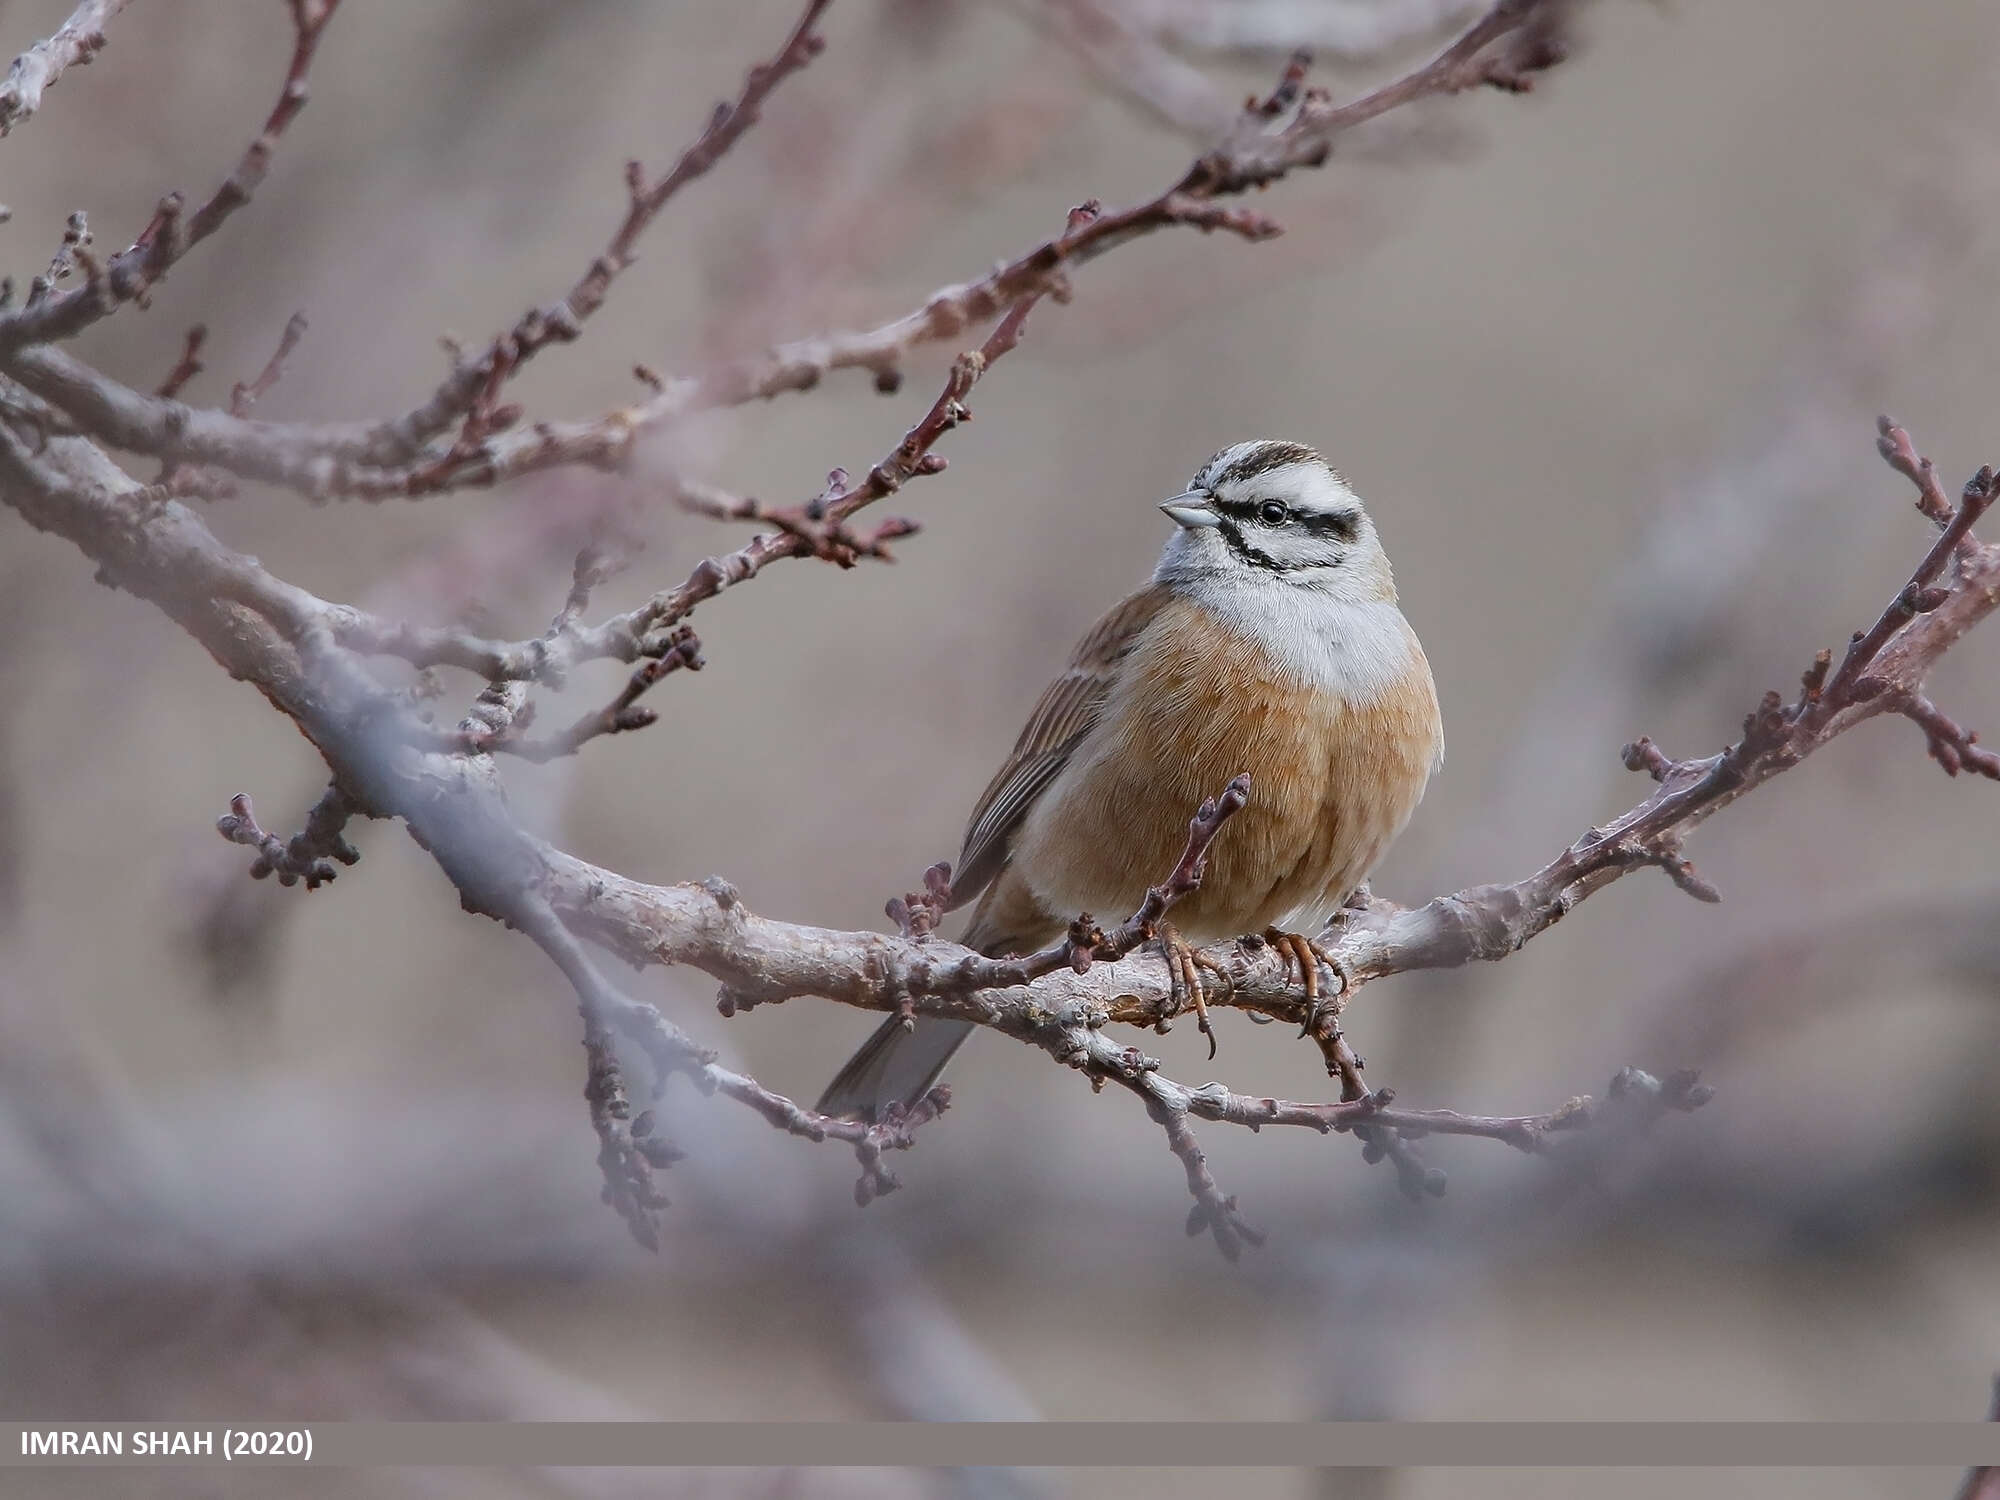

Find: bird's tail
[814,878,1053,1122]
[813,1014,975,1123]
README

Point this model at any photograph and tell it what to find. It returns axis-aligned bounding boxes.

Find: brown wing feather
[820,584,1170,1121]
[950,583,1170,907]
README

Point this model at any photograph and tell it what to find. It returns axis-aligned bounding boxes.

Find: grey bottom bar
[1,1423,1996,1468]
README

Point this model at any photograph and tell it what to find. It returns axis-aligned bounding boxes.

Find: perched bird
[817,439,1443,1121]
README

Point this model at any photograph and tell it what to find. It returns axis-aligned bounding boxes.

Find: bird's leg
[1264,927,1350,1038]
[1265,926,1439,1198]
[1156,922,1227,1060]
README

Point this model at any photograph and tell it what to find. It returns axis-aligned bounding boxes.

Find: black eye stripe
[1212,497,1361,542]
[1300,510,1361,542]
[1215,520,1288,571]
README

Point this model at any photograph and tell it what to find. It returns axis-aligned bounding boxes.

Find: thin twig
[155,326,208,400]
[384,0,833,476]
[0,2,1572,496]
[0,0,342,350]
[230,312,308,417]
[214,787,361,890]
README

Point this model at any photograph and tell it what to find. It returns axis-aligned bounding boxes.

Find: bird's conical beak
[1159,492,1221,529]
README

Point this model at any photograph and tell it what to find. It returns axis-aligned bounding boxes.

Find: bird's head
[1155,439,1396,604]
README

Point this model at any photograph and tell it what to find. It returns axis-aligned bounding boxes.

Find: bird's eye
[1257,500,1290,525]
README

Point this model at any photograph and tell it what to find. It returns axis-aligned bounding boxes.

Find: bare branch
[0,0,131,139]
[673,472,922,568]
[1,2,1570,499]
[513,901,670,1250]
[470,629,705,763]
[1893,691,2000,781]
[214,787,361,890]
[230,311,308,417]
[155,325,208,400]
[0,0,340,351]
[1313,432,1998,999]
[1126,1055,1709,1254]
[521,897,956,1246]
[392,4,1569,491]
[257,271,1059,698]
[386,0,834,477]
[399,274,1066,680]
[1035,0,1238,139]
[1879,414,1960,531]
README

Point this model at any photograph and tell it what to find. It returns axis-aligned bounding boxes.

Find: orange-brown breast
[1006,592,1440,943]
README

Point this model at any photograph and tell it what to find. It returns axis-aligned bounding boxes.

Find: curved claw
[1158,923,1225,1060]
[1191,952,1231,1059]
[1265,927,1348,1037]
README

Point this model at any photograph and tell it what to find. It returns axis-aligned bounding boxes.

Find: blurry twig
[317,272,1068,697]
[1,0,1574,498]
[212,788,361,891]
[0,0,341,348]
[154,325,208,400]
[0,0,130,138]
[229,311,308,417]
[391,0,834,491]
[1029,0,1238,138]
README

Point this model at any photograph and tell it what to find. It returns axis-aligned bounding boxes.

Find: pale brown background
[2,1,1999,1497]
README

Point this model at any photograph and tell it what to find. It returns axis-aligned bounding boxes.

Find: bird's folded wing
[949,583,1171,907]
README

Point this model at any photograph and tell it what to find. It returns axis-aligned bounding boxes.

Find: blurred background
[2,0,1999,1496]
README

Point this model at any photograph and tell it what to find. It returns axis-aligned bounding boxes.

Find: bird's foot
[1157,922,1228,1060]
[1264,927,1350,1039]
